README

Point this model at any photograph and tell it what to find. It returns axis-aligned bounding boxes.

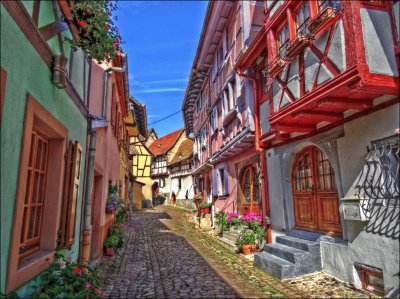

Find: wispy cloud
[134,88,186,94]
[148,114,163,118]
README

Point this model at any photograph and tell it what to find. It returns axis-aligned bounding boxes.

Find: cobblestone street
[96,206,375,298]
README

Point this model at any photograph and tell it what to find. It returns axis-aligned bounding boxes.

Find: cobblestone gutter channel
[96,206,376,298]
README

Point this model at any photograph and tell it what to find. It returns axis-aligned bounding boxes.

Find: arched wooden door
[240,165,262,216]
[292,146,342,235]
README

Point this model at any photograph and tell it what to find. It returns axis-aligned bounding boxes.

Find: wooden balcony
[267,55,287,77]
[308,7,340,36]
[284,35,311,59]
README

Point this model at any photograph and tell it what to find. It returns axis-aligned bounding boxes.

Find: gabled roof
[147,128,158,139]
[169,139,193,166]
[130,97,147,137]
[149,128,184,156]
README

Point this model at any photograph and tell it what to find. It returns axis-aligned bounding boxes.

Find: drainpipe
[81,60,127,263]
[237,68,272,244]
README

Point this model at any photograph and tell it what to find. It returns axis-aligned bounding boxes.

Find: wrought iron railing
[355,135,400,220]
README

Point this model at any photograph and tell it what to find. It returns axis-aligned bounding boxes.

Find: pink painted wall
[88,62,122,258]
[214,148,259,214]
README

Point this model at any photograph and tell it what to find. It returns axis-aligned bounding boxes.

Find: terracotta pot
[242,244,255,255]
[203,207,211,214]
[104,247,115,256]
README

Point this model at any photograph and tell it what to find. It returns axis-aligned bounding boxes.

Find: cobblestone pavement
[96,206,376,298]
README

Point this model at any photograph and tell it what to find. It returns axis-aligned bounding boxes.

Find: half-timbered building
[149,129,185,198]
[237,0,399,295]
[182,1,265,221]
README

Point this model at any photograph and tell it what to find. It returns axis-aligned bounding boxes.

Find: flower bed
[33,252,106,298]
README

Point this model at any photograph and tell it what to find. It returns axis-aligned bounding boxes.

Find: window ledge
[222,109,237,127]
[18,250,54,271]
[217,194,229,200]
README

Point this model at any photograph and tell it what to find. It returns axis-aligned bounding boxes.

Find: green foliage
[229,216,244,227]
[0,292,19,299]
[103,234,119,249]
[215,212,229,232]
[193,192,203,201]
[109,224,126,248]
[235,229,256,247]
[33,252,105,298]
[115,207,127,224]
[198,202,212,208]
[67,0,123,63]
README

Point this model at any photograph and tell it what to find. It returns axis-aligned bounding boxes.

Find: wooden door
[292,147,342,235]
[241,166,262,216]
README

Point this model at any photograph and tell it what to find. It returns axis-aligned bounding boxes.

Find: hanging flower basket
[66,0,123,63]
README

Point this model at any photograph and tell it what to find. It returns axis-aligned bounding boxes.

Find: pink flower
[95,288,100,294]
[86,282,92,288]
[66,256,72,263]
[77,19,88,28]
[59,262,66,269]
[74,267,82,275]
[102,291,107,296]
[395,128,400,135]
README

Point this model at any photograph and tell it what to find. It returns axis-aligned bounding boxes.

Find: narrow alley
[96,206,375,299]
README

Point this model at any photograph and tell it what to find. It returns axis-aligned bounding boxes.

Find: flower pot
[242,244,255,255]
[202,207,211,214]
[104,247,115,256]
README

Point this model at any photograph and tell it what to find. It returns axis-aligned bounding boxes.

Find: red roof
[149,128,184,156]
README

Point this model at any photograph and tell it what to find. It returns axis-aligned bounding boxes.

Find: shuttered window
[19,129,49,259]
[60,141,82,248]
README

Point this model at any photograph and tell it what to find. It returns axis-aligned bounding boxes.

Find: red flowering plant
[67,0,123,63]
[33,252,106,298]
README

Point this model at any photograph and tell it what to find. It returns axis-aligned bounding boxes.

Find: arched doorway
[240,165,261,216]
[292,146,342,235]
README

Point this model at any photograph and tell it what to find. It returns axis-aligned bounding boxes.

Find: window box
[267,56,287,77]
[285,35,311,58]
[308,6,340,36]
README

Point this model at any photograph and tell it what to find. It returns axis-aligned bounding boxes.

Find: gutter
[237,67,272,244]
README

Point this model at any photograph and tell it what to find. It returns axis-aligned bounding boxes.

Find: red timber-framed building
[236,0,400,294]
[182,1,265,225]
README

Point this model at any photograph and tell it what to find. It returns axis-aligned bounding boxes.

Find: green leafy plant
[106,185,124,213]
[0,291,19,299]
[33,252,106,298]
[198,202,212,208]
[67,0,123,63]
[115,207,127,224]
[193,192,203,201]
[109,224,126,248]
[235,229,256,247]
[104,234,119,249]
[215,212,229,232]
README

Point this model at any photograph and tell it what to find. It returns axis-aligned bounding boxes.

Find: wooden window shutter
[224,165,229,195]
[60,141,82,248]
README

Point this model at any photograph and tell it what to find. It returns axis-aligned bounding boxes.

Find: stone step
[216,236,239,253]
[223,230,240,243]
[264,243,309,264]
[276,236,320,254]
[254,252,296,280]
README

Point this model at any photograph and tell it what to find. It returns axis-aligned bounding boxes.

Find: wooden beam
[318,98,372,110]
[292,111,343,122]
[39,19,69,40]
[274,123,315,133]
[275,132,290,141]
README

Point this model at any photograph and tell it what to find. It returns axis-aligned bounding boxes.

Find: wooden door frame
[239,164,262,215]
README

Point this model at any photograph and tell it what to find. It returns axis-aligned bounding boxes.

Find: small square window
[355,264,384,295]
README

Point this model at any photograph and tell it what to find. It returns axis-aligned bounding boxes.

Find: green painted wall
[1,5,88,296]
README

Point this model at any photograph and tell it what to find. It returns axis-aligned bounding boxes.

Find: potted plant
[236,229,256,255]
[199,202,212,214]
[104,234,119,256]
[227,212,244,231]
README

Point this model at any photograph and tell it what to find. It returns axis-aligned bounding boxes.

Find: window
[278,24,290,54]
[210,107,218,134]
[219,168,225,195]
[355,264,384,295]
[296,3,310,34]
[178,178,182,189]
[8,95,68,291]
[19,129,50,259]
[159,178,165,188]
[319,0,340,12]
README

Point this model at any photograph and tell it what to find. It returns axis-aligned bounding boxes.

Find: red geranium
[77,19,88,28]
[73,267,82,275]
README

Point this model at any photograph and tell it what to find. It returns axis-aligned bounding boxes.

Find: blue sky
[116,1,208,137]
